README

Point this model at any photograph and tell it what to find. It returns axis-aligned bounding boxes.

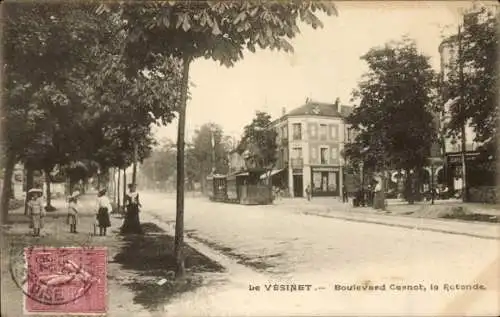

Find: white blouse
[96,196,112,211]
[68,201,79,215]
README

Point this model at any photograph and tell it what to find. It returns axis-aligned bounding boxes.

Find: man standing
[305,185,311,201]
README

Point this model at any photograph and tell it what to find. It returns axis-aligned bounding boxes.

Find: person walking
[342,185,349,203]
[95,188,112,236]
[373,175,384,210]
[67,191,80,233]
[121,184,143,234]
[27,188,45,236]
[305,185,312,201]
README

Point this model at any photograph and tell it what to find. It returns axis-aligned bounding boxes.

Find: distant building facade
[269,100,352,198]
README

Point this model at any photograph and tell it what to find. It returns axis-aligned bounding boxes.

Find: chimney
[333,97,341,112]
[281,107,286,116]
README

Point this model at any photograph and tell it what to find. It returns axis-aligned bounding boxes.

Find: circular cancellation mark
[9,243,98,306]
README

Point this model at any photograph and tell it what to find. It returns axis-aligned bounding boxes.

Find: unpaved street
[140,192,500,316]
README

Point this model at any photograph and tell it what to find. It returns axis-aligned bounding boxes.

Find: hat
[98,188,107,195]
[28,188,43,194]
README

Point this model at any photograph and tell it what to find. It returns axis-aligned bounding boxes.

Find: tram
[206,169,273,205]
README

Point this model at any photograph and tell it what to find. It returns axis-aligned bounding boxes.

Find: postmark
[9,245,107,315]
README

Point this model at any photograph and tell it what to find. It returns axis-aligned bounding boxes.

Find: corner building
[269,100,352,198]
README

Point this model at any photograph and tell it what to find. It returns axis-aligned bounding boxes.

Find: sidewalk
[1,194,227,317]
[273,197,500,240]
[1,196,150,317]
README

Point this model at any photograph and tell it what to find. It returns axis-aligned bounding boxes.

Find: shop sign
[446,152,480,164]
[312,167,339,172]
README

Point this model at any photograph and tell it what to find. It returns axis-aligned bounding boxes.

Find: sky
[153,1,478,143]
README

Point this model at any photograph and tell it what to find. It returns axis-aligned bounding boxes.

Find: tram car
[206,169,273,205]
[206,174,228,201]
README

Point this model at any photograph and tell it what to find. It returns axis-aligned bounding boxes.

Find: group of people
[26,184,142,236]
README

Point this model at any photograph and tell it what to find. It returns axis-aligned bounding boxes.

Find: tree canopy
[344,38,437,172]
[442,7,498,158]
[237,111,277,169]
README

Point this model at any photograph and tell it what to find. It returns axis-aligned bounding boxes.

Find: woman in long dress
[120,184,143,234]
[96,188,111,236]
[67,191,80,233]
[28,189,45,236]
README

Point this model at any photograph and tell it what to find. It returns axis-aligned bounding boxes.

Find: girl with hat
[67,191,80,233]
[95,188,111,236]
[27,188,45,236]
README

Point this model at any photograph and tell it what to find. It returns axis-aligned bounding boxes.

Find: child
[28,188,45,236]
[96,188,112,236]
[67,191,80,233]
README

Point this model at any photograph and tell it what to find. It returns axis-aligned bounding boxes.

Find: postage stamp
[10,246,107,315]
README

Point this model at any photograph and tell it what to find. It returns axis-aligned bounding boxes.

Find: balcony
[291,158,303,168]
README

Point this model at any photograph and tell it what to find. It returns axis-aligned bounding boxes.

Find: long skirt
[120,205,142,234]
[67,214,78,225]
[373,191,385,210]
[97,208,111,228]
[31,214,43,229]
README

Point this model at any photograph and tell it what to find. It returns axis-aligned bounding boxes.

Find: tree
[98,0,337,277]
[1,2,99,220]
[1,2,182,222]
[345,37,437,206]
[141,139,178,188]
[442,7,498,158]
[188,123,230,191]
[237,111,278,170]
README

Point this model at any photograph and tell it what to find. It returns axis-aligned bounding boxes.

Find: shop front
[310,166,340,197]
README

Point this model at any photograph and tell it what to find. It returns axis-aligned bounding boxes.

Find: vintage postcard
[1,0,499,316]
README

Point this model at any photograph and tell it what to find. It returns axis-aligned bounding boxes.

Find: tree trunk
[116,169,121,210]
[1,153,16,224]
[122,168,127,207]
[24,166,34,215]
[44,168,53,209]
[97,173,101,191]
[133,142,138,186]
[174,55,191,279]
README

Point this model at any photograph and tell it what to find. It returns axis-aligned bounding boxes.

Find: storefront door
[311,168,339,196]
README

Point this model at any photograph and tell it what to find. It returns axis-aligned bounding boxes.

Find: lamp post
[457,23,468,202]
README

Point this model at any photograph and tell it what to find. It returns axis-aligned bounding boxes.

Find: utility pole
[458,25,468,202]
[211,128,216,174]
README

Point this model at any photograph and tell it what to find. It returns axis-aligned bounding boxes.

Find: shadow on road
[113,222,225,311]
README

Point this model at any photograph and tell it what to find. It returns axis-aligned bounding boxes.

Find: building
[269,99,352,198]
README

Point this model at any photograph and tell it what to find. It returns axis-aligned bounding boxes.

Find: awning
[227,171,249,180]
[260,169,285,180]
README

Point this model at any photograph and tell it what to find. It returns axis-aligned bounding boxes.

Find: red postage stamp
[22,246,107,315]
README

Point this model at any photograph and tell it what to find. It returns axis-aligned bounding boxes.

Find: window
[281,126,287,139]
[292,123,302,140]
[319,124,327,140]
[331,148,338,160]
[320,148,328,164]
[330,125,337,139]
[292,147,302,159]
[311,147,317,160]
[309,124,317,139]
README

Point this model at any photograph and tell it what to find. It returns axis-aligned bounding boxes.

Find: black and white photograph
[1,1,499,316]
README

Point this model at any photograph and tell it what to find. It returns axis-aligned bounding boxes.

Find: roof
[286,101,344,118]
